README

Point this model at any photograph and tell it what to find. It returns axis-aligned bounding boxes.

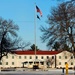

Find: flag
[37,15,40,20]
[36,5,42,17]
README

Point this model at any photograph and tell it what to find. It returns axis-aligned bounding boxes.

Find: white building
[0,50,75,69]
[56,50,75,68]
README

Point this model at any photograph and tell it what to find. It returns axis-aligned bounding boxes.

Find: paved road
[0,69,75,75]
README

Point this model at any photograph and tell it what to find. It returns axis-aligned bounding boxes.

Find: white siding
[0,51,74,69]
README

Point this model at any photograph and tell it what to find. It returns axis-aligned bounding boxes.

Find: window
[6,62,8,65]
[71,56,73,59]
[71,62,73,65]
[36,56,38,59]
[47,56,49,59]
[40,62,44,65]
[12,62,14,65]
[65,56,67,59]
[41,56,43,59]
[52,56,54,59]
[65,62,67,65]
[30,56,32,59]
[19,56,21,59]
[59,62,61,65]
[59,56,61,59]
[24,56,26,59]
[12,56,14,59]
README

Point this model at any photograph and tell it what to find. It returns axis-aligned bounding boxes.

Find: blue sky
[0,0,68,50]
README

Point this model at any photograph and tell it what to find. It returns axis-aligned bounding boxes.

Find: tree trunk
[55,55,56,68]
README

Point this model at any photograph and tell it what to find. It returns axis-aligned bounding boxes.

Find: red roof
[14,50,61,55]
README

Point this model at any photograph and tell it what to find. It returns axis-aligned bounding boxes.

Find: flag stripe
[37,15,40,20]
[36,5,42,17]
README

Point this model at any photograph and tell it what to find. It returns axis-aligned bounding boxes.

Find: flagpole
[34,4,42,65]
[34,3,37,63]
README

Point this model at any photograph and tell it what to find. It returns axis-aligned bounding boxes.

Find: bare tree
[53,42,60,51]
[46,56,55,68]
[0,17,30,60]
[40,0,75,52]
